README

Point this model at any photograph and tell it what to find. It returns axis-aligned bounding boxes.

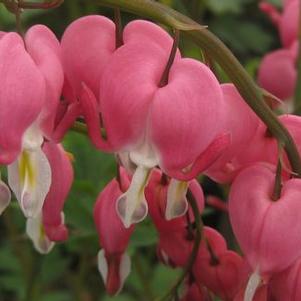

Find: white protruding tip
[116,165,150,228]
[165,179,189,220]
[26,214,55,254]
[244,270,262,301]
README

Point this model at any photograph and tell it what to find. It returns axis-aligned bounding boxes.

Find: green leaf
[40,291,72,301]
[206,0,252,14]
[151,265,182,297]
[129,219,158,248]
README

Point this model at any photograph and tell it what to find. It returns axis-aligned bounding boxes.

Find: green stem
[114,8,124,48]
[156,191,203,301]
[272,159,282,201]
[294,2,301,115]
[159,29,180,87]
[96,0,301,177]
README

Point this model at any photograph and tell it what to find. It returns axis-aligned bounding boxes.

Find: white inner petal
[97,249,108,284]
[26,213,55,254]
[129,140,158,169]
[22,123,44,151]
[8,147,52,218]
[116,165,150,228]
[117,252,131,295]
[165,179,189,220]
[244,270,262,301]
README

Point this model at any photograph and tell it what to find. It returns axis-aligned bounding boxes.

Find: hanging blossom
[0,25,64,218]
[94,168,134,295]
[26,142,73,254]
[229,163,301,301]
[96,20,228,228]
[259,0,299,101]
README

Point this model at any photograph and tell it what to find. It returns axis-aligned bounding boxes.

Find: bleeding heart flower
[194,227,246,301]
[94,169,134,295]
[5,25,64,219]
[229,163,301,299]
[41,142,73,242]
[258,47,297,100]
[58,18,176,150]
[99,26,226,227]
[145,169,204,267]
[146,169,204,229]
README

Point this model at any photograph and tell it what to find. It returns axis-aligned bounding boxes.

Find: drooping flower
[26,142,73,253]
[194,227,246,301]
[258,46,297,100]
[229,163,301,300]
[6,25,64,219]
[146,169,204,267]
[98,22,227,227]
[94,169,134,295]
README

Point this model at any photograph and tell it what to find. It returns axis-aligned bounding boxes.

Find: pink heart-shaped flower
[229,163,301,276]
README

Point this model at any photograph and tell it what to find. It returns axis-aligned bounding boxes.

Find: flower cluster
[1,9,301,301]
[259,0,299,102]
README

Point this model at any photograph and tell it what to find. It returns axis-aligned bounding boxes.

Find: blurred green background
[0,0,282,300]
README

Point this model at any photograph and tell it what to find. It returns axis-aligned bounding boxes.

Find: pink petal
[270,257,301,300]
[79,83,113,151]
[258,48,296,100]
[0,33,45,164]
[279,0,299,47]
[229,163,301,275]
[61,15,116,99]
[205,84,260,183]
[150,58,224,176]
[51,102,82,142]
[94,177,134,254]
[167,132,231,181]
[25,25,64,138]
[124,20,181,58]
[100,41,172,151]
[42,142,73,241]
